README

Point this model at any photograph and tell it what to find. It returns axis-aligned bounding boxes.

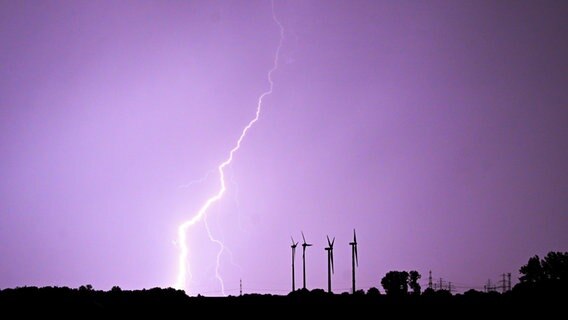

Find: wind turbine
[290,236,299,292]
[349,229,359,294]
[325,235,335,293]
[301,231,312,290]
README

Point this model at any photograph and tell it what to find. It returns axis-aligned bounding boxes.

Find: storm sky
[1,0,567,295]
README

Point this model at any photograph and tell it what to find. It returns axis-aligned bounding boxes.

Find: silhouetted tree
[366,287,381,297]
[354,289,365,296]
[311,288,326,294]
[381,271,409,296]
[422,287,435,296]
[541,251,568,282]
[409,270,421,295]
[79,284,93,292]
[519,255,544,283]
[520,252,568,284]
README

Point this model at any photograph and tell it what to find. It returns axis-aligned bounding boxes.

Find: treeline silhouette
[0,251,565,314]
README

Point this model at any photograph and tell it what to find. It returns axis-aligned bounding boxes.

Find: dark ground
[0,284,565,316]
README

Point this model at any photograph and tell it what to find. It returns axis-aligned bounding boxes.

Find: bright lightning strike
[175,1,284,295]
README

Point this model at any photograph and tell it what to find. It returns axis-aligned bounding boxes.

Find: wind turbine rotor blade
[353,229,357,244]
[327,235,331,247]
[291,236,295,245]
[354,246,358,267]
[331,251,334,273]
[302,231,306,244]
[331,237,335,247]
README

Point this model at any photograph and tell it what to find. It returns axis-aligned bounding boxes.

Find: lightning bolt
[175,1,284,294]
[178,170,213,189]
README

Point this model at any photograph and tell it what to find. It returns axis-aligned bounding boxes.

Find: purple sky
[1,0,567,295]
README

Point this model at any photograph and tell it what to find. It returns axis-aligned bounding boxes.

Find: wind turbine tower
[349,229,359,294]
[325,235,335,293]
[301,231,312,290]
[290,236,298,292]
